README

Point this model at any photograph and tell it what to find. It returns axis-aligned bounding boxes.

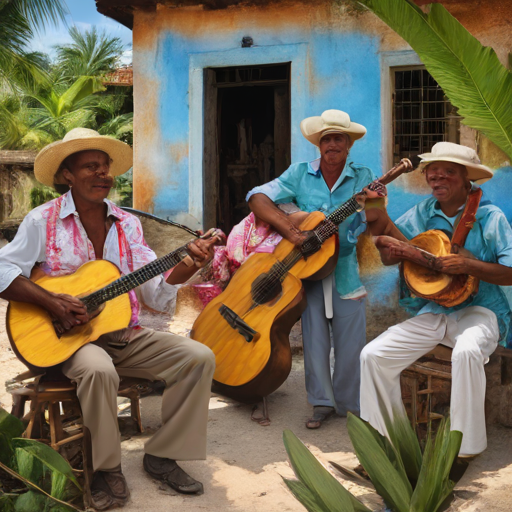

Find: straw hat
[419,142,493,184]
[34,128,133,187]
[300,109,366,147]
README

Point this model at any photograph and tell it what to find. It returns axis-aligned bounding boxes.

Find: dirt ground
[1,298,512,511]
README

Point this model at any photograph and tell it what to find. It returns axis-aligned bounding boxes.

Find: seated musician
[247,109,385,429]
[361,142,512,457]
[0,128,216,509]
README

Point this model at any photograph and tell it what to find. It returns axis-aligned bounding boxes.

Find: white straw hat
[300,109,366,147]
[34,128,133,187]
[419,142,493,184]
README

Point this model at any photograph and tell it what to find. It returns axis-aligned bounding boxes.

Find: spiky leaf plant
[283,412,462,512]
[357,0,512,160]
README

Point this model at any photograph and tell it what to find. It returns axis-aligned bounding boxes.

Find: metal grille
[393,68,459,166]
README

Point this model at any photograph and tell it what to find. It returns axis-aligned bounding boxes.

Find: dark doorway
[203,63,291,232]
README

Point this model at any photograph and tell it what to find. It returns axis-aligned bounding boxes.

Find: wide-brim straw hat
[419,141,493,184]
[34,128,133,187]
[300,109,367,147]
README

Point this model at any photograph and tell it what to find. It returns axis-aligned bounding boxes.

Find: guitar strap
[450,187,483,252]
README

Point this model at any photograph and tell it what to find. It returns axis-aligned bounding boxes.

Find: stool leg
[82,426,94,509]
[11,395,28,419]
[48,401,65,450]
[25,400,44,439]
[128,390,143,433]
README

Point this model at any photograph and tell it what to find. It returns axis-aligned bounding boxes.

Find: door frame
[188,43,310,229]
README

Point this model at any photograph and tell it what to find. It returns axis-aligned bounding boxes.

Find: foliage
[30,185,60,208]
[0,406,83,511]
[357,0,512,161]
[283,412,462,512]
[110,169,133,207]
[0,0,67,91]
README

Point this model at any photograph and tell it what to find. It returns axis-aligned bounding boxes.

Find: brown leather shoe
[90,469,130,510]
[143,453,204,495]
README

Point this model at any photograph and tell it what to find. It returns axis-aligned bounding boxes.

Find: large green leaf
[12,438,81,496]
[410,418,462,512]
[347,414,412,512]
[358,0,512,160]
[283,430,371,512]
[0,407,25,466]
[381,409,422,485]
[283,479,331,512]
[13,490,47,512]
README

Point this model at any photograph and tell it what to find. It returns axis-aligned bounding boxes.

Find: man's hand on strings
[48,293,90,334]
[434,254,470,275]
[187,238,216,268]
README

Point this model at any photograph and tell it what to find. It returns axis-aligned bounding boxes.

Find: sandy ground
[1,298,512,511]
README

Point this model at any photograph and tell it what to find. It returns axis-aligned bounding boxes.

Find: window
[393,68,459,166]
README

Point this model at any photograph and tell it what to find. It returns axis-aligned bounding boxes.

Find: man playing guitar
[0,128,216,509]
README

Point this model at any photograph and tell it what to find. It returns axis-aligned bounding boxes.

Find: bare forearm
[248,194,302,243]
[0,275,54,307]
[165,262,199,285]
[366,207,408,242]
[462,259,512,286]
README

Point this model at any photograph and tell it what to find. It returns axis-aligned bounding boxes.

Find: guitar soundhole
[251,273,283,306]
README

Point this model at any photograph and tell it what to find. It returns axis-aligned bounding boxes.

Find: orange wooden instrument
[191,159,414,403]
[7,229,222,370]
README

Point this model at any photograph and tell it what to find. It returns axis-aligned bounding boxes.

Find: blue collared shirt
[396,193,512,343]
[246,158,377,297]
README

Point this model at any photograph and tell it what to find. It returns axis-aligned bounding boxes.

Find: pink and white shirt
[0,191,178,323]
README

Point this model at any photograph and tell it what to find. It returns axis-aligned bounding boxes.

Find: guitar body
[191,210,338,402]
[7,260,132,369]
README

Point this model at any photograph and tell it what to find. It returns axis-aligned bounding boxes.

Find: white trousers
[360,306,499,455]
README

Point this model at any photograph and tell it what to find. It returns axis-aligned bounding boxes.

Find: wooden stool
[8,374,149,508]
[401,345,453,433]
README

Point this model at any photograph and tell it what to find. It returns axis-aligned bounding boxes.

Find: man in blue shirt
[247,109,381,428]
[361,142,512,456]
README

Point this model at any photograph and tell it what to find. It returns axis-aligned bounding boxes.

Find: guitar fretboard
[81,248,188,312]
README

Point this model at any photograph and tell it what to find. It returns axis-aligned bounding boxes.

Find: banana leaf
[410,417,462,512]
[12,438,81,498]
[358,0,512,161]
[0,407,25,466]
[282,430,371,512]
[347,414,412,512]
[282,478,331,512]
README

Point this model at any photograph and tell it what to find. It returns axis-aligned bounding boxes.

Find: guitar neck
[80,246,189,312]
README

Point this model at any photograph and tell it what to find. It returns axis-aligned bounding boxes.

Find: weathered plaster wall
[131,0,512,344]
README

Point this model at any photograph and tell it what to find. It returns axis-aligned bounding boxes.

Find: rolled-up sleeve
[0,214,46,292]
[246,164,301,204]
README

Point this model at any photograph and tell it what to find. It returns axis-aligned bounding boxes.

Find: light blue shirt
[396,193,512,343]
[246,158,377,298]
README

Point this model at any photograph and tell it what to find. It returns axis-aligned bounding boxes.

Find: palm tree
[0,0,67,91]
[55,26,124,83]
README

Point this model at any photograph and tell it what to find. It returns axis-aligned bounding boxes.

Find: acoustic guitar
[191,159,414,403]
[7,229,221,369]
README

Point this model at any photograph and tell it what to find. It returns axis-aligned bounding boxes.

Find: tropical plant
[55,26,124,83]
[0,406,84,510]
[282,412,462,512]
[0,0,67,91]
[357,0,512,161]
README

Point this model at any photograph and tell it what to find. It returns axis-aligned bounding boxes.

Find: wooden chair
[400,345,453,433]
[8,372,149,508]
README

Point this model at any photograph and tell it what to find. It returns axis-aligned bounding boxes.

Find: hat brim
[300,116,366,147]
[418,154,493,184]
[34,136,133,187]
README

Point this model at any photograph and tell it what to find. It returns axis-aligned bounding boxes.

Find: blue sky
[30,1,133,63]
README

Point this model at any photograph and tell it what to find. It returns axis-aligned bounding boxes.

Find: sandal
[305,406,335,429]
[90,469,130,510]
[143,453,204,495]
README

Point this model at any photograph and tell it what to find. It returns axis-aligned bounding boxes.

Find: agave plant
[0,406,84,511]
[357,0,512,161]
[283,412,462,512]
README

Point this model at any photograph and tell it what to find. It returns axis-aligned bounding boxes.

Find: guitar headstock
[378,158,414,186]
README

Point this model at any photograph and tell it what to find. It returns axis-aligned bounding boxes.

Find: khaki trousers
[62,327,215,471]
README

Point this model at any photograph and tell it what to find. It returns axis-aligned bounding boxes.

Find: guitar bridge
[218,304,258,343]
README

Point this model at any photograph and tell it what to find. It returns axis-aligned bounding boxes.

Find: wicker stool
[401,345,453,433]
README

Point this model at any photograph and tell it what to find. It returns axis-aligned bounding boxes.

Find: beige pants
[62,327,215,471]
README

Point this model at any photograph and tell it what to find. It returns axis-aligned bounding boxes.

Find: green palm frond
[358,0,512,160]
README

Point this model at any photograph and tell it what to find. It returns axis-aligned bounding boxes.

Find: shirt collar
[59,190,118,219]
[307,158,356,179]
